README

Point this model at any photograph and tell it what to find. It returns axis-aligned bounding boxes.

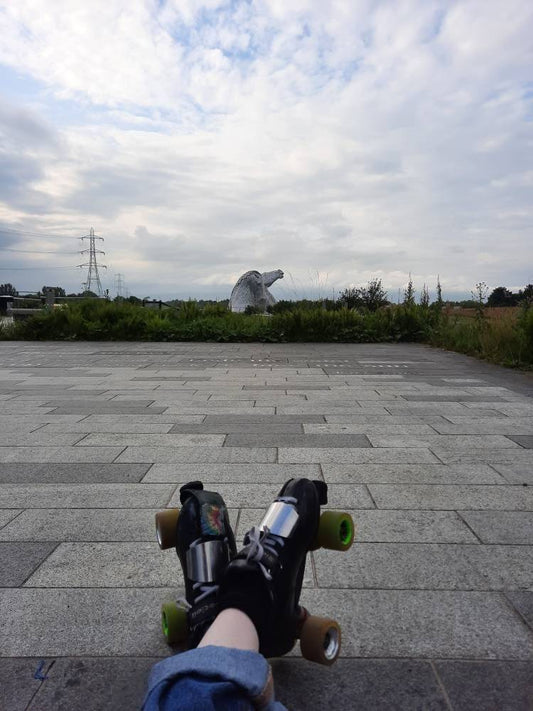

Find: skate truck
[155,479,355,666]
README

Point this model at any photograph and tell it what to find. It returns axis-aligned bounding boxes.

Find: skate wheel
[300,615,341,665]
[315,511,355,551]
[155,508,180,550]
[161,601,188,645]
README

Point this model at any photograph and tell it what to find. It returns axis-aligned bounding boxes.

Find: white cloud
[0,0,531,299]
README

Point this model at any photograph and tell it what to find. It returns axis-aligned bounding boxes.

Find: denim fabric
[143,646,287,711]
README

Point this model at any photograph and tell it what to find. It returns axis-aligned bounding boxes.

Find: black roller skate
[155,481,237,648]
[218,478,354,665]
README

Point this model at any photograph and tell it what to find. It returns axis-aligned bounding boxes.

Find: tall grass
[430,306,532,367]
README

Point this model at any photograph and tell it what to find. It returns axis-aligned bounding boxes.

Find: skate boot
[155,481,237,648]
[218,478,354,665]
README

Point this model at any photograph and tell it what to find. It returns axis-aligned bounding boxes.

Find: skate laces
[244,496,297,582]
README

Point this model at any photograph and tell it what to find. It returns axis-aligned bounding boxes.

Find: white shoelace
[243,526,284,581]
[244,495,297,581]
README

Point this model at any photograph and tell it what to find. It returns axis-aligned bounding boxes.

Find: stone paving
[0,341,532,710]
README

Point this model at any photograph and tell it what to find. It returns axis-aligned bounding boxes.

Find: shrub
[2,297,531,369]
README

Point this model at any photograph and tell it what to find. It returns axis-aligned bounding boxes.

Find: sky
[0,0,531,302]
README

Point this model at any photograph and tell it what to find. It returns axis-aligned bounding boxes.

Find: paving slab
[431,447,533,464]
[431,417,533,434]
[459,511,533,544]
[323,414,449,424]
[73,413,206,425]
[491,463,533,485]
[43,421,175,433]
[0,342,532,708]
[298,588,533,658]
[507,434,533,448]
[314,543,533,591]
[26,657,161,711]
[24,542,181,587]
[204,413,326,423]
[0,507,238,543]
[167,482,375,509]
[169,422,304,433]
[48,406,167,414]
[0,588,174,656]
[0,462,151,483]
[271,658,448,710]
[336,509,479,543]
[76,433,226,447]
[116,446,277,463]
[224,433,372,447]
[368,434,518,448]
[368,484,533,510]
[321,463,505,484]
[0,658,45,711]
[142,462,321,483]
[0,508,158,542]
[434,660,533,711]
[304,423,438,434]
[0,541,58,586]
[0,446,125,463]
[0,483,175,508]
[279,447,439,463]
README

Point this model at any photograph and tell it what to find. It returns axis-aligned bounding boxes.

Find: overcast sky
[0,0,531,301]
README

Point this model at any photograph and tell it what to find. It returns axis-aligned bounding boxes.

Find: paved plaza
[0,340,532,710]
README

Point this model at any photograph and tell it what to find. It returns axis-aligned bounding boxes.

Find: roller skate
[155,481,237,648]
[218,478,354,665]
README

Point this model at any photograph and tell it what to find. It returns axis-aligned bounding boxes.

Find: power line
[0,248,80,254]
[0,266,78,271]
[0,226,77,239]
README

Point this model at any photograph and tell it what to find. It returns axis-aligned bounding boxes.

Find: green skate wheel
[315,511,355,551]
[161,601,187,645]
[155,508,180,550]
[300,615,341,666]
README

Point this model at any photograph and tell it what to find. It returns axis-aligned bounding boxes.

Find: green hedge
[1,299,531,368]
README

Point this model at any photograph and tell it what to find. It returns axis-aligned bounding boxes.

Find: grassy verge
[429,308,533,369]
[1,299,531,369]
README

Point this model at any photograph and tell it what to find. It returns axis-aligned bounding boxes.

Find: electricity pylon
[114,273,125,298]
[79,228,106,296]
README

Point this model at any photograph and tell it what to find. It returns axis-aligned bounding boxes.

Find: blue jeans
[143,646,287,711]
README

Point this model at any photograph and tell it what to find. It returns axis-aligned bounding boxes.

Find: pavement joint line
[501,593,533,633]
[429,660,454,711]
[111,446,128,463]
[364,484,378,509]
[429,448,447,464]
[18,542,61,587]
[29,423,47,433]
[164,484,180,508]
[452,513,484,544]
[0,509,25,530]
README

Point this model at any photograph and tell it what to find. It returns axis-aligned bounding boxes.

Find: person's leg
[198,608,259,652]
[146,482,285,710]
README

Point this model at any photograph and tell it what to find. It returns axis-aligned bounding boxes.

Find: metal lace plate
[259,501,298,538]
[186,540,229,582]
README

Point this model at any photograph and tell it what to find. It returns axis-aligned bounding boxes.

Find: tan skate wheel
[314,511,355,551]
[155,508,180,549]
[161,601,188,645]
[300,615,341,666]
